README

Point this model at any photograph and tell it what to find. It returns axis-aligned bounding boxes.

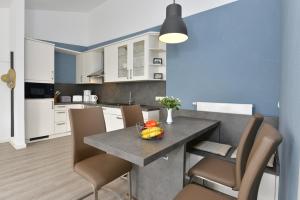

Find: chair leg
[128,172,132,200]
[94,188,98,200]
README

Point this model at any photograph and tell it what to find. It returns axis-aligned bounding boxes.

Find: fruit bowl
[136,120,164,140]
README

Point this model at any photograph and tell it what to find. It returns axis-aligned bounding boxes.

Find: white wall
[88,0,236,45]
[0,8,11,143]
[25,9,89,46]
[10,0,26,149]
[24,0,235,46]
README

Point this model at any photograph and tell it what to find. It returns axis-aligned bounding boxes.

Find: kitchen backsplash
[55,81,166,106]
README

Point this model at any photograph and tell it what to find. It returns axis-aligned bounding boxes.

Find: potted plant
[159,96,181,124]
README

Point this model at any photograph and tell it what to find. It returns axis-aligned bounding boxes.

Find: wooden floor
[0,136,128,200]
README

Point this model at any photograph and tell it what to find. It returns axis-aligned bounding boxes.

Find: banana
[141,127,163,139]
[141,127,162,136]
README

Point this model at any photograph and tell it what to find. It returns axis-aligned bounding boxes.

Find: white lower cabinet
[38,104,159,139]
[54,104,84,136]
[25,99,54,141]
[102,106,160,132]
[185,153,279,200]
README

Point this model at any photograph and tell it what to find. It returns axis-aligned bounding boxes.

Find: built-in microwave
[25,82,54,99]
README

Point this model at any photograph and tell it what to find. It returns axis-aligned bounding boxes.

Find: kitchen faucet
[128,91,134,105]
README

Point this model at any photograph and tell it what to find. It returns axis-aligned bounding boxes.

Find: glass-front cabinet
[118,44,129,80]
[132,38,146,80]
[104,32,166,82]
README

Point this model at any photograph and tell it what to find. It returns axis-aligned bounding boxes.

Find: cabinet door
[117,43,130,82]
[77,51,103,84]
[25,99,54,139]
[76,53,88,84]
[84,51,103,75]
[25,39,55,83]
[131,39,146,80]
[103,114,124,132]
[104,45,119,82]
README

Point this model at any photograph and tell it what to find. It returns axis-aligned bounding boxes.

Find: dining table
[84,116,219,200]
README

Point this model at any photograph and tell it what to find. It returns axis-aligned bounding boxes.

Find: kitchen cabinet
[54,104,84,135]
[25,99,54,141]
[25,39,55,83]
[104,32,166,83]
[76,50,103,84]
[102,106,160,132]
[102,107,124,132]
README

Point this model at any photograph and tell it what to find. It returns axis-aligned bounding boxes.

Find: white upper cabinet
[25,39,55,83]
[104,32,166,83]
[76,50,103,84]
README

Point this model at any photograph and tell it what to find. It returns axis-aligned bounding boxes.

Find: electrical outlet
[155,96,165,101]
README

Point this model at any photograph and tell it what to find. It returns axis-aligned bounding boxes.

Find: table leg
[131,145,185,200]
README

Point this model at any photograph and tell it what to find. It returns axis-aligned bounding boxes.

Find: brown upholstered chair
[69,107,133,200]
[175,123,282,200]
[121,105,144,128]
[188,114,264,190]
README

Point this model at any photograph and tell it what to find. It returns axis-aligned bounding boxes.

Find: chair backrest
[238,123,282,200]
[69,107,106,167]
[235,113,264,189]
[121,105,144,128]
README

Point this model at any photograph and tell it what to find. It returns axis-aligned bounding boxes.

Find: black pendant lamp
[159,0,188,44]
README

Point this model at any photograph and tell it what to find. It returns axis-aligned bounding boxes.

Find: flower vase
[166,108,173,124]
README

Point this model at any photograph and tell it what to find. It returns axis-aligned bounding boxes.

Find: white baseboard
[49,132,71,139]
[0,138,10,144]
[9,140,27,150]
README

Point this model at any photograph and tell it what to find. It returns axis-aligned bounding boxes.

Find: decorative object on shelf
[154,73,163,80]
[153,58,163,65]
[159,0,188,44]
[159,96,181,124]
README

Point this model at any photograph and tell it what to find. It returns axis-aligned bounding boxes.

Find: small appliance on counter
[90,95,98,104]
[60,96,72,103]
[72,95,83,102]
[83,90,91,103]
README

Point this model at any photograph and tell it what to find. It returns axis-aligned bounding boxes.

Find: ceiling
[26,0,108,12]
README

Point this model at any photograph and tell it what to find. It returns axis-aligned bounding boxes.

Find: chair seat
[74,154,132,190]
[174,184,236,200]
[188,157,236,188]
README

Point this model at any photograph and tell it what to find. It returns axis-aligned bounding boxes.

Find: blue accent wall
[279,0,300,198]
[55,52,76,84]
[167,0,281,116]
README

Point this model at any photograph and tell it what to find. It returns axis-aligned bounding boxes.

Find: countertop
[84,116,220,166]
[54,102,161,111]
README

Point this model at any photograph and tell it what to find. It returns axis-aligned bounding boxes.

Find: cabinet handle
[56,111,66,114]
[56,122,66,126]
[116,116,123,120]
[57,106,66,108]
[52,101,54,109]
[127,69,129,79]
[130,69,132,79]
[51,71,54,80]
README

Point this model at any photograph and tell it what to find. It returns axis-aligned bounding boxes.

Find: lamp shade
[159,3,188,44]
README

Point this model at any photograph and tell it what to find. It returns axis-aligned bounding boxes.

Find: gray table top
[84,116,219,166]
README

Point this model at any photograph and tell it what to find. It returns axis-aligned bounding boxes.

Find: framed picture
[153,58,163,65]
[154,73,163,80]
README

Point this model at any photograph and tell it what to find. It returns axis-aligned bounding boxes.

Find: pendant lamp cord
[173,0,175,4]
